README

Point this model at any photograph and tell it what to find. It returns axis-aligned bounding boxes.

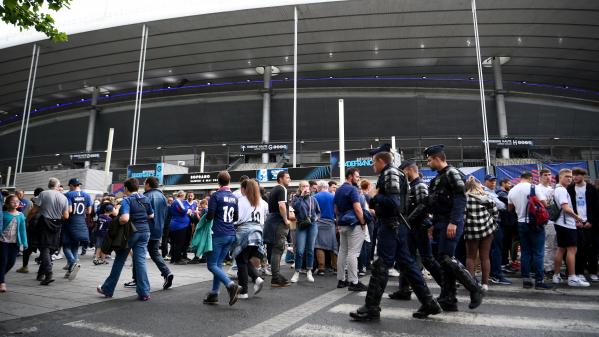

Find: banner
[127,163,164,185]
[240,143,288,153]
[163,166,331,186]
[69,152,104,162]
[541,162,589,177]
[495,164,539,184]
[420,167,486,184]
[330,149,375,177]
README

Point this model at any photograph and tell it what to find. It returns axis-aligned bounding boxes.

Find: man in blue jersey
[203,171,241,306]
[63,178,92,280]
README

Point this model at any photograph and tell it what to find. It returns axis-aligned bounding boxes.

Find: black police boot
[412,297,442,319]
[349,305,381,321]
[437,273,458,312]
[442,256,483,310]
[389,274,412,300]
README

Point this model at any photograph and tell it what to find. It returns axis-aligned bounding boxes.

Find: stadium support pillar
[493,56,510,159]
[338,99,345,181]
[261,65,272,164]
[85,87,99,168]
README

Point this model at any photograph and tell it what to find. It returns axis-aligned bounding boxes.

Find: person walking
[0,195,28,292]
[97,178,154,301]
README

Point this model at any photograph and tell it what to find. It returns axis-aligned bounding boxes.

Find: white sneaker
[254,277,264,295]
[552,274,562,284]
[388,268,400,277]
[263,266,272,276]
[68,264,81,281]
[481,284,489,292]
[290,272,299,283]
[568,276,591,287]
[307,271,314,283]
[577,274,588,282]
[238,293,249,299]
[589,274,599,282]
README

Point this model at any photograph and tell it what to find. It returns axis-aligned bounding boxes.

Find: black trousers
[169,228,188,263]
[38,247,53,275]
[576,227,598,275]
[235,246,260,294]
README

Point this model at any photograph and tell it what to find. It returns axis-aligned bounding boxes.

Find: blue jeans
[518,222,545,283]
[132,239,171,280]
[101,231,151,297]
[490,226,504,279]
[63,241,80,267]
[294,223,317,272]
[207,235,235,293]
[0,242,19,283]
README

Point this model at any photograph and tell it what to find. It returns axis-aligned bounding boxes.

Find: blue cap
[104,204,114,212]
[369,143,392,156]
[484,174,497,181]
[399,160,417,170]
[68,178,81,186]
[423,144,445,157]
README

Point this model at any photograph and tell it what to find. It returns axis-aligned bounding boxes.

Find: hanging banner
[127,163,164,185]
[495,164,539,184]
[541,162,589,177]
[330,149,375,177]
[420,168,438,184]
[419,167,486,184]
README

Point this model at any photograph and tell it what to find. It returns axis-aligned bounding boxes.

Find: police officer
[389,160,444,300]
[350,145,441,321]
[424,144,482,311]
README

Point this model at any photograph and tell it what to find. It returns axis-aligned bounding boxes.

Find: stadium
[0,0,598,191]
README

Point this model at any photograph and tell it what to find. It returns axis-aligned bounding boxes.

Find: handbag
[297,197,313,230]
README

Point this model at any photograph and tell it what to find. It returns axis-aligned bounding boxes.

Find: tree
[1,0,71,42]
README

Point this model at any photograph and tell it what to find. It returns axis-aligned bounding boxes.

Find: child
[93,204,114,265]
[1,195,28,292]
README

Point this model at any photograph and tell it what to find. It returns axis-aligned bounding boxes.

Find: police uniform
[390,161,444,300]
[424,145,482,311]
[350,145,441,321]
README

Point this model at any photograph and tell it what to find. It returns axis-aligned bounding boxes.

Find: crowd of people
[0,144,597,322]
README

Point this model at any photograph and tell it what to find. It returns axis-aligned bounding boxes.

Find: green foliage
[1,0,71,42]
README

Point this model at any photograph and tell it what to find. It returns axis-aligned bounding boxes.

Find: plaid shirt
[464,194,498,240]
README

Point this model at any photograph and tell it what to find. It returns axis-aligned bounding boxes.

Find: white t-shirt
[237,196,269,225]
[575,184,588,222]
[507,182,547,223]
[536,183,554,224]
[554,185,576,229]
[233,189,243,199]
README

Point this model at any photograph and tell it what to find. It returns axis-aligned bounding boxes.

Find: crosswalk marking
[328,304,599,334]
[425,282,599,297]
[287,323,426,337]
[356,292,599,310]
[64,320,153,337]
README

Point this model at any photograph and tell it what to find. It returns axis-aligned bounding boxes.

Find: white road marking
[287,323,429,337]
[426,282,599,297]
[329,304,599,334]
[64,320,153,337]
[357,292,599,310]
[231,286,357,337]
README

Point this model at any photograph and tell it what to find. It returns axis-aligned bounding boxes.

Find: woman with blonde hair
[464,176,498,292]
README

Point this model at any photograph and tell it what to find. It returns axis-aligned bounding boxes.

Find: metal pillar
[338,99,345,180]
[471,0,492,173]
[130,24,149,165]
[104,128,114,189]
[292,6,298,168]
[200,151,205,173]
[85,87,99,168]
[261,65,272,164]
[493,57,510,159]
[14,44,40,184]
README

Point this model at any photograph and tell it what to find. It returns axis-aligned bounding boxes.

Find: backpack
[526,185,549,230]
[398,169,410,216]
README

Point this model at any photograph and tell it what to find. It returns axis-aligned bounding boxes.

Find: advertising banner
[420,167,486,184]
[541,161,589,177]
[495,164,539,184]
[330,149,375,177]
[127,163,164,185]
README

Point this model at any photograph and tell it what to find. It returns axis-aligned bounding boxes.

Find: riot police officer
[389,160,444,300]
[350,145,441,321]
[424,144,483,311]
